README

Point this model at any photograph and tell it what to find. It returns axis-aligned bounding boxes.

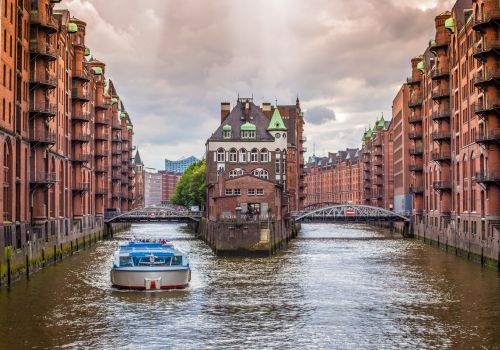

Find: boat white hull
[111,268,191,290]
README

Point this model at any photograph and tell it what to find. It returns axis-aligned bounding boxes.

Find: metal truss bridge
[105,206,202,223]
[291,204,410,223]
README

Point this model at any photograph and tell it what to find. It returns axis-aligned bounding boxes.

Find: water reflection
[0,223,499,349]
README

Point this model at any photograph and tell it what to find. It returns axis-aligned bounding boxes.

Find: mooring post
[7,258,11,287]
[26,255,29,279]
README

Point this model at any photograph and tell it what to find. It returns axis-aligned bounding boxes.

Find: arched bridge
[105,207,202,223]
[291,205,410,223]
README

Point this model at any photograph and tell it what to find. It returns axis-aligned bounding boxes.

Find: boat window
[132,256,172,266]
[119,256,133,267]
[171,256,183,266]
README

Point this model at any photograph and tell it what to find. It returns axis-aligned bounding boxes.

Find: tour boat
[111,241,191,290]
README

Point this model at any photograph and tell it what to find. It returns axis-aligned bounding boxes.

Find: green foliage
[171,160,206,207]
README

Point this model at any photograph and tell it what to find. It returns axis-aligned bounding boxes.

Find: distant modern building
[144,168,162,206]
[165,156,199,174]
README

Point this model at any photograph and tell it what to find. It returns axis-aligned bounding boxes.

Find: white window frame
[229,168,244,178]
[225,188,233,195]
[229,149,237,163]
[234,188,241,195]
[275,158,280,174]
[223,130,231,139]
[217,148,225,162]
[247,188,255,196]
[256,188,264,196]
[239,149,247,162]
[260,149,269,163]
[251,149,259,162]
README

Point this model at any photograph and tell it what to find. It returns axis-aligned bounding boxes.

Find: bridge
[291,204,410,223]
[105,206,202,223]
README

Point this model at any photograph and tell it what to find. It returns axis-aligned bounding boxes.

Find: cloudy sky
[58,0,453,169]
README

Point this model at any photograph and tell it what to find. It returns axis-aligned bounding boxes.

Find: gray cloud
[306,106,336,125]
[59,0,454,168]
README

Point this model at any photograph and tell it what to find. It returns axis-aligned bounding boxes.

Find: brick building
[392,84,413,215]
[303,149,363,207]
[406,0,499,264]
[159,170,180,204]
[205,97,291,221]
[0,1,143,276]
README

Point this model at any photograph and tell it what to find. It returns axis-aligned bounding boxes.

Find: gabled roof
[134,149,143,165]
[267,108,287,131]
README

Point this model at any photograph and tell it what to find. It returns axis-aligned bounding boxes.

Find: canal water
[0,223,499,349]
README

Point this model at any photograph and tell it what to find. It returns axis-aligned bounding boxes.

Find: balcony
[72,153,91,163]
[29,42,57,61]
[95,149,109,157]
[72,68,92,82]
[95,133,109,141]
[409,148,423,156]
[409,94,423,108]
[95,101,111,110]
[95,165,108,173]
[429,39,448,53]
[432,131,451,142]
[112,136,122,143]
[431,151,451,162]
[431,108,451,122]
[362,157,370,163]
[30,12,58,33]
[300,136,307,143]
[364,183,371,189]
[431,87,450,101]
[374,180,384,186]
[373,150,383,156]
[412,186,424,194]
[406,76,421,86]
[432,181,452,191]
[112,173,121,181]
[29,71,57,89]
[30,172,56,185]
[476,129,500,144]
[408,132,423,140]
[475,100,500,117]
[374,161,383,167]
[72,183,90,192]
[72,133,91,143]
[112,161,121,168]
[409,115,422,124]
[95,187,108,195]
[473,68,500,88]
[430,67,450,80]
[409,165,423,172]
[475,171,500,185]
[473,40,500,59]
[95,117,110,125]
[72,112,91,122]
[29,101,57,117]
[112,149,122,156]
[112,123,122,130]
[30,131,56,145]
[301,147,307,153]
[72,88,91,102]
[472,10,500,32]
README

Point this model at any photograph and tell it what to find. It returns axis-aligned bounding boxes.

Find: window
[275,159,280,174]
[239,148,247,162]
[251,149,258,162]
[260,148,269,162]
[252,168,269,180]
[229,148,237,162]
[247,188,255,196]
[223,130,231,139]
[225,188,233,195]
[241,130,256,139]
[256,189,264,196]
[216,148,225,162]
[229,168,244,178]
[234,188,241,195]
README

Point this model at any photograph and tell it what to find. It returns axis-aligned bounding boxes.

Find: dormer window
[222,124,232,139]
[241,130,256,139]
[240,122,256,139]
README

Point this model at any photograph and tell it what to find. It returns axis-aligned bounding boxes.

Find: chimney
[262,102,272,119]
[221,102,230,123]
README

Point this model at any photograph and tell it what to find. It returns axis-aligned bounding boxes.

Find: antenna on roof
[275,98,278,107]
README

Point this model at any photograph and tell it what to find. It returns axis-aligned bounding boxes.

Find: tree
[171,160,206,208]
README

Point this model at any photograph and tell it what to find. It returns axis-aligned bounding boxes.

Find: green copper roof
[222,124,232,131]
[84,47,91,56]
[445,17,455,33]
[300,111,304,117]
[267,108,287,131]
[365,127,373,139]
[111,97,118,105]
[376,114,385,128]
[127,125,133,131]
[92,67,103,75]
[240,122,256,131]
[68,23,78,33]
[417,61,425,73]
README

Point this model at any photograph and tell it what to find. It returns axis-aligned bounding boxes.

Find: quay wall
[0,220,130,287]
[412,220,499,269]
[197,218,298,256]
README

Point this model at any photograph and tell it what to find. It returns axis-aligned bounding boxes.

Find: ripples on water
[0,223,499,350]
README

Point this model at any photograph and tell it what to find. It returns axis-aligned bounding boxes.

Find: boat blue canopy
[129,251,175,257]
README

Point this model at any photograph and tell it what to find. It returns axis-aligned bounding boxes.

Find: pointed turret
[267,107,287,131]
[134,148,143,165]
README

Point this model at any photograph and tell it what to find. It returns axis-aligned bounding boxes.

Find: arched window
[462,154,467,180]
[229,168,244,178]
[216,148,225,162]
[251,148,259,162]
[260,148,269,162]
[228,148,237,163]
[252,168,269,180]
[239,148,247,163]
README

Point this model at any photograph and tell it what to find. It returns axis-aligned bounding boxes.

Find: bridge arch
[292,204,410,223]
[105,206,201,223]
